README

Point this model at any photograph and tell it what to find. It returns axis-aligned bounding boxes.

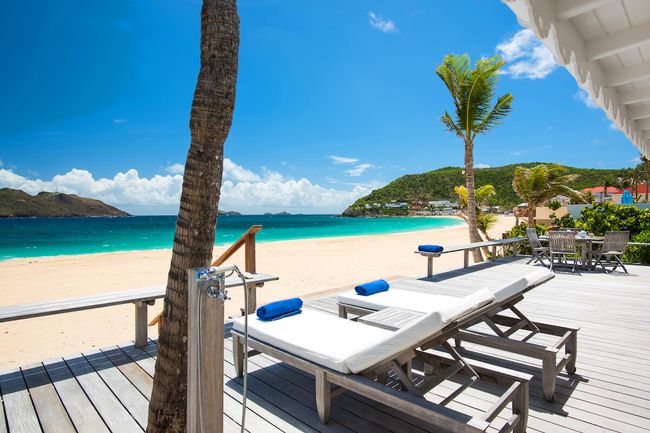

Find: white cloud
[510,150,527,156]
[0,168,183,213]
[223,158,261,182]
[496,29,557,79]
[113,118,128,124]
[345,163,375,177]
[608,121,618,131]
[631,156,642,164]
[165,163,184,174]
[573,89,598,109]
[368,12,397,33]
[475,163,491,169]
[0,159,371,214]
[328,155,359,165]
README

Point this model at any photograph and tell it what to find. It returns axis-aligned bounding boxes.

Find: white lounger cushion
[338,289,460,312]
[491,268,553,303]
[233,309,392,374]
[233,289,495,374]
[338,268,554,312]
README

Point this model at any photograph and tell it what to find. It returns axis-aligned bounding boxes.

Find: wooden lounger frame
[232,303,532,433]
[337,275,578,402]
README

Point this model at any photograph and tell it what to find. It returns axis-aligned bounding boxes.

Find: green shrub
[624,230,650,265]
[502,223,546,255]
[575,202,650,236]
[552,213,575,229]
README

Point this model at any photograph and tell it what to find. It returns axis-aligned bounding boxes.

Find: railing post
[134,301,148,347]
[187,268,224,433]
[244,231,257,314]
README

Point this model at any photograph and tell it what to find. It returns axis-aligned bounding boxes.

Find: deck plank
[0,368,41,433]
[42,358,110,433]
[82,349,149,429]
[21,363,75,433]
[62,354,142,433]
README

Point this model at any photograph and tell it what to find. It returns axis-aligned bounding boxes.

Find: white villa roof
[502,0,650,157]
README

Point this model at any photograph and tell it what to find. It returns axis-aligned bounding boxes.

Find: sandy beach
[0,215,516,368]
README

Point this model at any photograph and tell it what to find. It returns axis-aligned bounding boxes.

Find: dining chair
[593,231,630,273]
[526,228,549,267]
[548,231,578,272]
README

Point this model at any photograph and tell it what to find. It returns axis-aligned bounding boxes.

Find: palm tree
[476,213,497,240]
[146,1,239,432]
[454,184,496,215]
[512,164,586,227]
[456,184,497,247]
[642,155,650,203]
[436,54,513,262]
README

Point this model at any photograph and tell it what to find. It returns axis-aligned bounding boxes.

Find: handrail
[149,225,263,330]
[212,225,262,272]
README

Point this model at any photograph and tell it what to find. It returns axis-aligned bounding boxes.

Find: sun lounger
[232,291,532,433]
[337,267,578,401]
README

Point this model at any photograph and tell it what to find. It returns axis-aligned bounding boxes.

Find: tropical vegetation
[512,164,586,227]
[454,184,497,239]
[574,202,650,236]
[436,53,513,262]
[343,163,634,215]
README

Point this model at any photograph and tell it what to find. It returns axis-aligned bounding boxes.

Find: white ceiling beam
[636,118,650,130]
[618,87,650,105]
[586,22,650,61]
[607,62,650,87]
[628,104,650,120]
[642,130,650,139]
[556,0,616,21]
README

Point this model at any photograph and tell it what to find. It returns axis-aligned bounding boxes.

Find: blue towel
[256,298,303,321]
[418,244,444,253]
[355,279,390,296]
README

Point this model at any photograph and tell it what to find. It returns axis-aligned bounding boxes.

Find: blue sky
[0,0,640,214]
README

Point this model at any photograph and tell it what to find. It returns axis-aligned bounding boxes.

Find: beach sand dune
[0,215,515,368]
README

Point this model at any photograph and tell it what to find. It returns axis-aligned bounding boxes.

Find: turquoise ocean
[0,215,463,261]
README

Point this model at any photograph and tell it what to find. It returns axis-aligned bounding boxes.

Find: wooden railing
[212,224,262,272]
[149,225,263,330]
[213,224,262,315]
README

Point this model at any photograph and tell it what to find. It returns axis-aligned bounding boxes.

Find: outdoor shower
[187,264,250,433]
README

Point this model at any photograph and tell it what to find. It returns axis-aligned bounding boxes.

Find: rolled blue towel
[256,298,303,321]
[418,244,444,253]
[355,279,390,296]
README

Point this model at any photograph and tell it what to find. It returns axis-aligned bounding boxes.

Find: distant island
[0,188,130,217]
[218,210,241,216]
[264,211,293,216]
[343,163,634,217]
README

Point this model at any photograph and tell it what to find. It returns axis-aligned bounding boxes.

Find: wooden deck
[1,257,650,432]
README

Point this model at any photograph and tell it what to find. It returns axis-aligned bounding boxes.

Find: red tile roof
[582,183,649,195]
[582,186,624,194]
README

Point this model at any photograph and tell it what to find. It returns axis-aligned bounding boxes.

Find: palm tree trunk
[464,139,483,263]
[527,205,535,227]
[146,1,239,432]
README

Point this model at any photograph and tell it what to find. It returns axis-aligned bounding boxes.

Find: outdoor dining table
[540,234,604,270]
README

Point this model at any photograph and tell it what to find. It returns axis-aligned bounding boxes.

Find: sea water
[0,214,463,261]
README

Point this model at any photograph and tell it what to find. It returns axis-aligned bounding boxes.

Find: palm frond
[440,112,464,137]
[472,93,513,137]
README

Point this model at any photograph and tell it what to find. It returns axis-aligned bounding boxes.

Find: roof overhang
[502,0,650,158]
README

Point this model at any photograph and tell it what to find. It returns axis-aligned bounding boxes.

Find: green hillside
[0,188,130,217]
[343,163,633,216]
